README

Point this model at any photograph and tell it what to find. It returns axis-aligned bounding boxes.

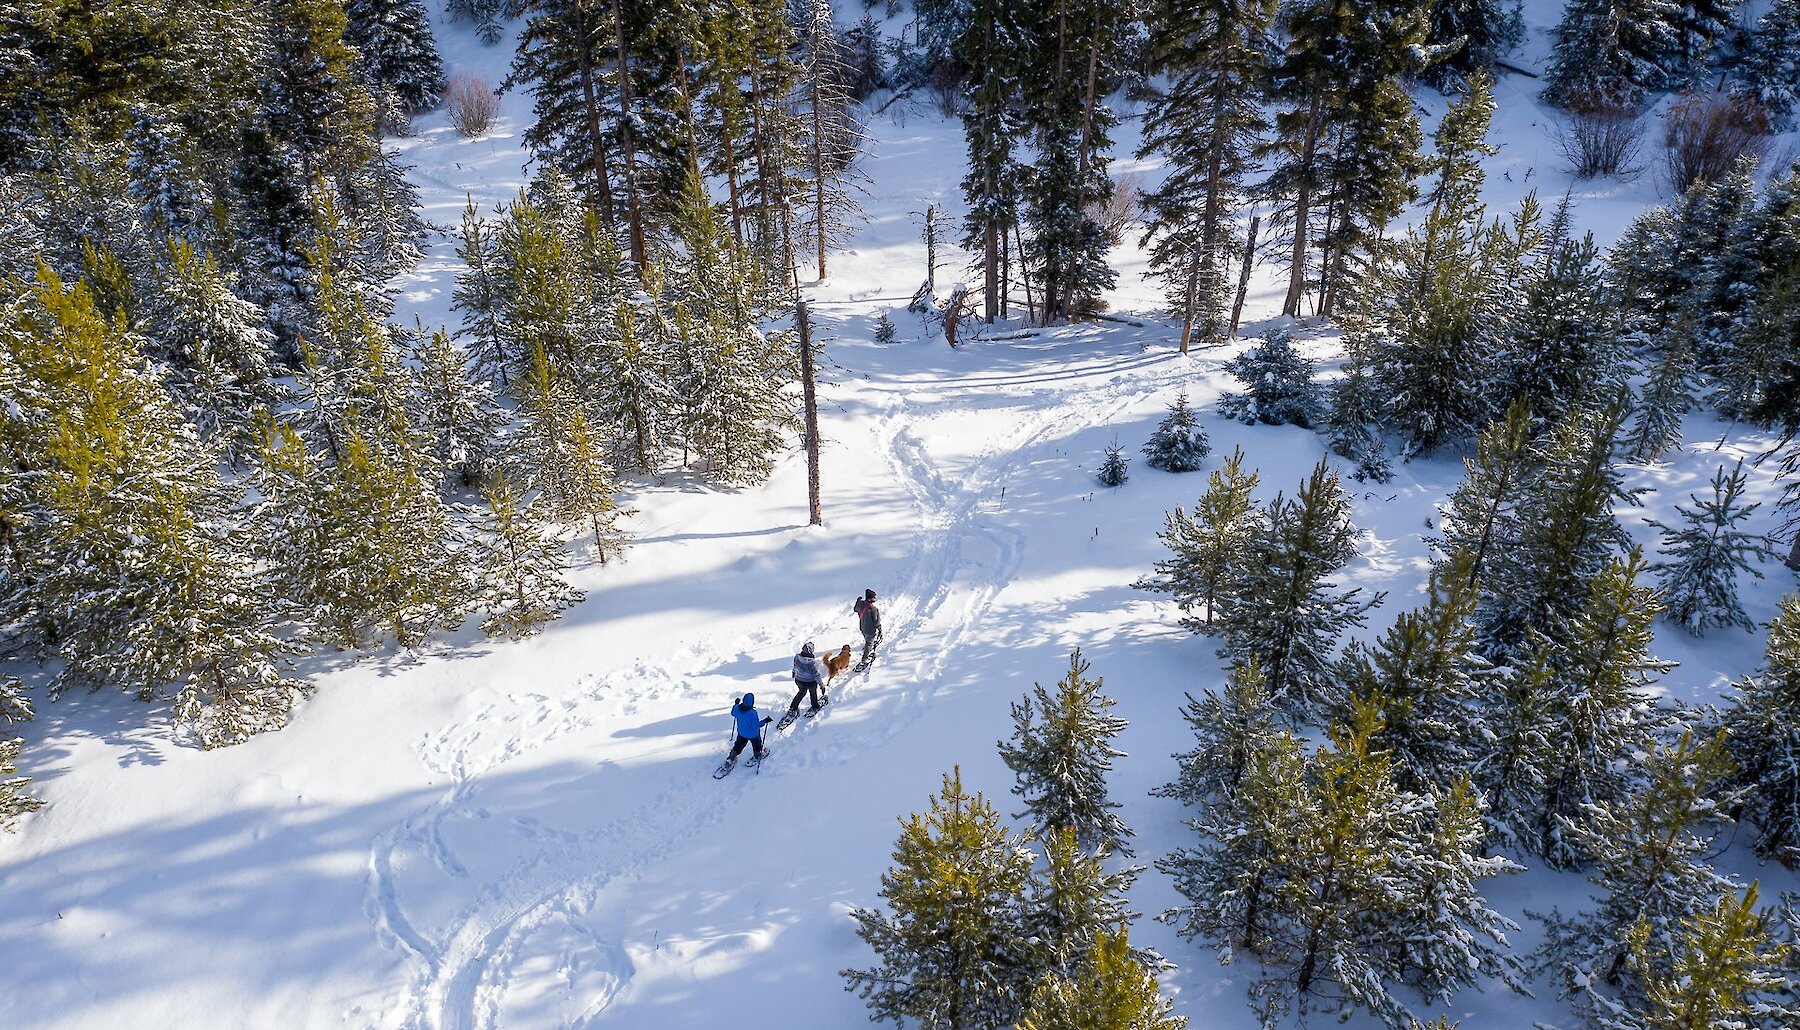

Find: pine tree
[1136,0,1277,349]
[1326,326,1394,482]
[1221,459,1380,716]
[3,262,304,745]
[1137,447,1264,629]
[453,199,510,386]
[1650,460,1772,634]
[1421,0,1523,89]
[797,0,867,282]
[873,311,896,343]
[1218,328,1320,427]
[1542,0,1687,107]
[1023,828,1148,975]
[474,474,584,638]
[1097,440,1129,486]
[1625,324,1697,463]
[510,341,630,560]
[410,327,504,490]
[1000,650,1133,854]
[1744,0,1800,128]
[265,0,376,182]
[1016,928,1188,1030]
[1141,393,1211,472]
[1158,659,1279,809]
[1434,397,1533,591]
[447,0,509,45]
[1494,204,1624,422]
[1723,596,1800,867]
[0,731,42,830]
[345,0,447,120]
[1540,730,1745,1016]
[842,767,1035,1029]
[1614,882,1799,1030]
[957,0,1028,323]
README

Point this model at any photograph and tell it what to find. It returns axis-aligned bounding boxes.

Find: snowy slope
[3,3,1799,1029]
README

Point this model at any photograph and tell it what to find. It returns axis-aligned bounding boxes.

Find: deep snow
[3,3,1799,1029]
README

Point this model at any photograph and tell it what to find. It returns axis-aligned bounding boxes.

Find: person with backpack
[787,642,829,718]
[728,692,769,764]
[853,588,883,666]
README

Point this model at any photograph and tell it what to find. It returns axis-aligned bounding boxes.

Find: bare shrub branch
[445,71,500,139]
[1663,90,1771,193]
[1556,92,1646,178]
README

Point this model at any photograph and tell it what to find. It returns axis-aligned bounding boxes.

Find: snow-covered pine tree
[1539,730,1745,1017]
[1704,165,1800,420]
[842,767,1035,1029]
[1019,0,1126,323]
[873,311,896,343]
[0,730,42,830]
[1097,440,1129,486]
[1023,827,1148,976]
[957,0,1027,324]
[491,182,607,388]
[1157,659,1279,810]
[1422,0,1524,90]
[265,0,376,183]
[1609,882,1799,1030]
[1625,319,1697,463]
[843,12,886,100]
[1542,0,1688,107]
[797,0,867,282]
[1222,459,1380,716]
[3,262,303,745]
[474,473,584,638]
[1434,396,1533,591]
[410,327,504,490]
[510,341,630,560]
[1511,550,1672,867]
[144,238,283,454]
[447,0,508,45]
[1136,0,1277,350]
[1325,326,1394,482]
[1477,403,1635,656]
[233,124,316,353]
[1744,0,1800,127]
[453,199,510,387]
[1723,595,1800,867]
[1142,393,1211,472]
[345,0,447,122]
[1650,460,1772,634]
[1016,929,1188,1030]
[1219,328,1320,427]
[1385,778,1526,1006]
[1137,447,1264,629]
[1494,202,1625,422]
[1340,565,1487,794]
[999,649,1133,854]
[339,148,429,286]
[123,106,214,242]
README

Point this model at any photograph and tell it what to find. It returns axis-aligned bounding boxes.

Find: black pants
[729,733,765,760]
[789,678,822,713]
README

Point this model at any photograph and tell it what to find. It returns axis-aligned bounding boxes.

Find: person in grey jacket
[787,642,829,717]
[854,589,882,665]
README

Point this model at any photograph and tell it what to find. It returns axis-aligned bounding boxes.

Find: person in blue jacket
[729,692,768,762]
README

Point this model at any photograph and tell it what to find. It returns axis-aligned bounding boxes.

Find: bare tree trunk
[1282,94,1322,317]
[675,56,702,182]
[575,4,617,228]
[1000,221,1011,318]
[810,67,828,281]
[796,297,823,525]
[983,208,999,323]
[748,45,776,249]
[1231,215,1260,338]
[723,130,745,250]
[610,0,648,268]
[924,204,939,295]
[1075,9,1103,181]
[1787,533,1800,571]
[1178,244,1199,354]
[1014,218,1034,323]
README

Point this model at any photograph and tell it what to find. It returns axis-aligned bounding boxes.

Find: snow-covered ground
[4,4,1798,1029]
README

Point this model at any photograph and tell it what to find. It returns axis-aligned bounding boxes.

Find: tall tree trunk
[748,45,777,249]
[796,297,823,525]
[1076,9,1103,182]
[1283,94,1323,317]
[610,0,648,268]
[1178,243,1200,354]
[1015,218,1034,323]
[810,64,828,281]
[723,129,745,250]
[1231,215,1260,338]
[575,4,618,228]
[984,200,999,323]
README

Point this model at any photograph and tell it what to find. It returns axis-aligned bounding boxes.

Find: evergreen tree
[1434,397,1533,591]
[956,0,1027,324]
[1722,596,1800,867]
[873,311,896,343]
[842,767,1035,1029]
[1494,204,1625,422]
[3,262,303,745]
[797,0,867,282]
[1097,440,1129,486]
[1141,393,1210,473]
[1024,828,1147,975]
[453,199,510,386]
[1136,0,1277,349]
[410,327,504,490]
[1221,459,1380,716]
[1744,0,1800,128]
[1421,0,1523,89]
[1613,882,1798,1030]
[1016,929,1188,1030]
[474,474,584,638]
[1540,731,1745,1016]
[1324,327,1393,482]
[1542,0,1687,107]
[0,732,42,830]
[345,0,447,120]
[1158,660,1279,809]
[1218,328,1320,427]
[1137,447,1264,630]
[1000,649,1133,854]
[1625,324,1697,463]
[510,341,630,560]
[447,0,509,45]
[1650,460,1772,634]
[265,0,376,182]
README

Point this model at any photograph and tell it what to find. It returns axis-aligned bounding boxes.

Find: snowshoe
[776,709,801,732]
[713,756,738,779]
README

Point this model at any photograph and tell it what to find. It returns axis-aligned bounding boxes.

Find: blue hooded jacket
[733,694,763,738]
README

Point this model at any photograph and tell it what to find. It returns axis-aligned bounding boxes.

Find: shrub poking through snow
[445,71,499,137]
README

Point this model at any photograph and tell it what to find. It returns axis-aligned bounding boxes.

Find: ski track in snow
[365,327,1197,1029]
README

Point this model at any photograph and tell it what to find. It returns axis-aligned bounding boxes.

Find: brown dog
[822,644,854,685]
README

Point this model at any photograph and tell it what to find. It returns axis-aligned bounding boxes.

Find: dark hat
[802,641,815,656]
[865,588,876,600]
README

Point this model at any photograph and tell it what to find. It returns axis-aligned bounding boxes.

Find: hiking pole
[757,716,772,775]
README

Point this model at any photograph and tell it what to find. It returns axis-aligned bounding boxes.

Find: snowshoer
[854,588,883,666]
[729,693,768,763]
[788,642,828,717]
